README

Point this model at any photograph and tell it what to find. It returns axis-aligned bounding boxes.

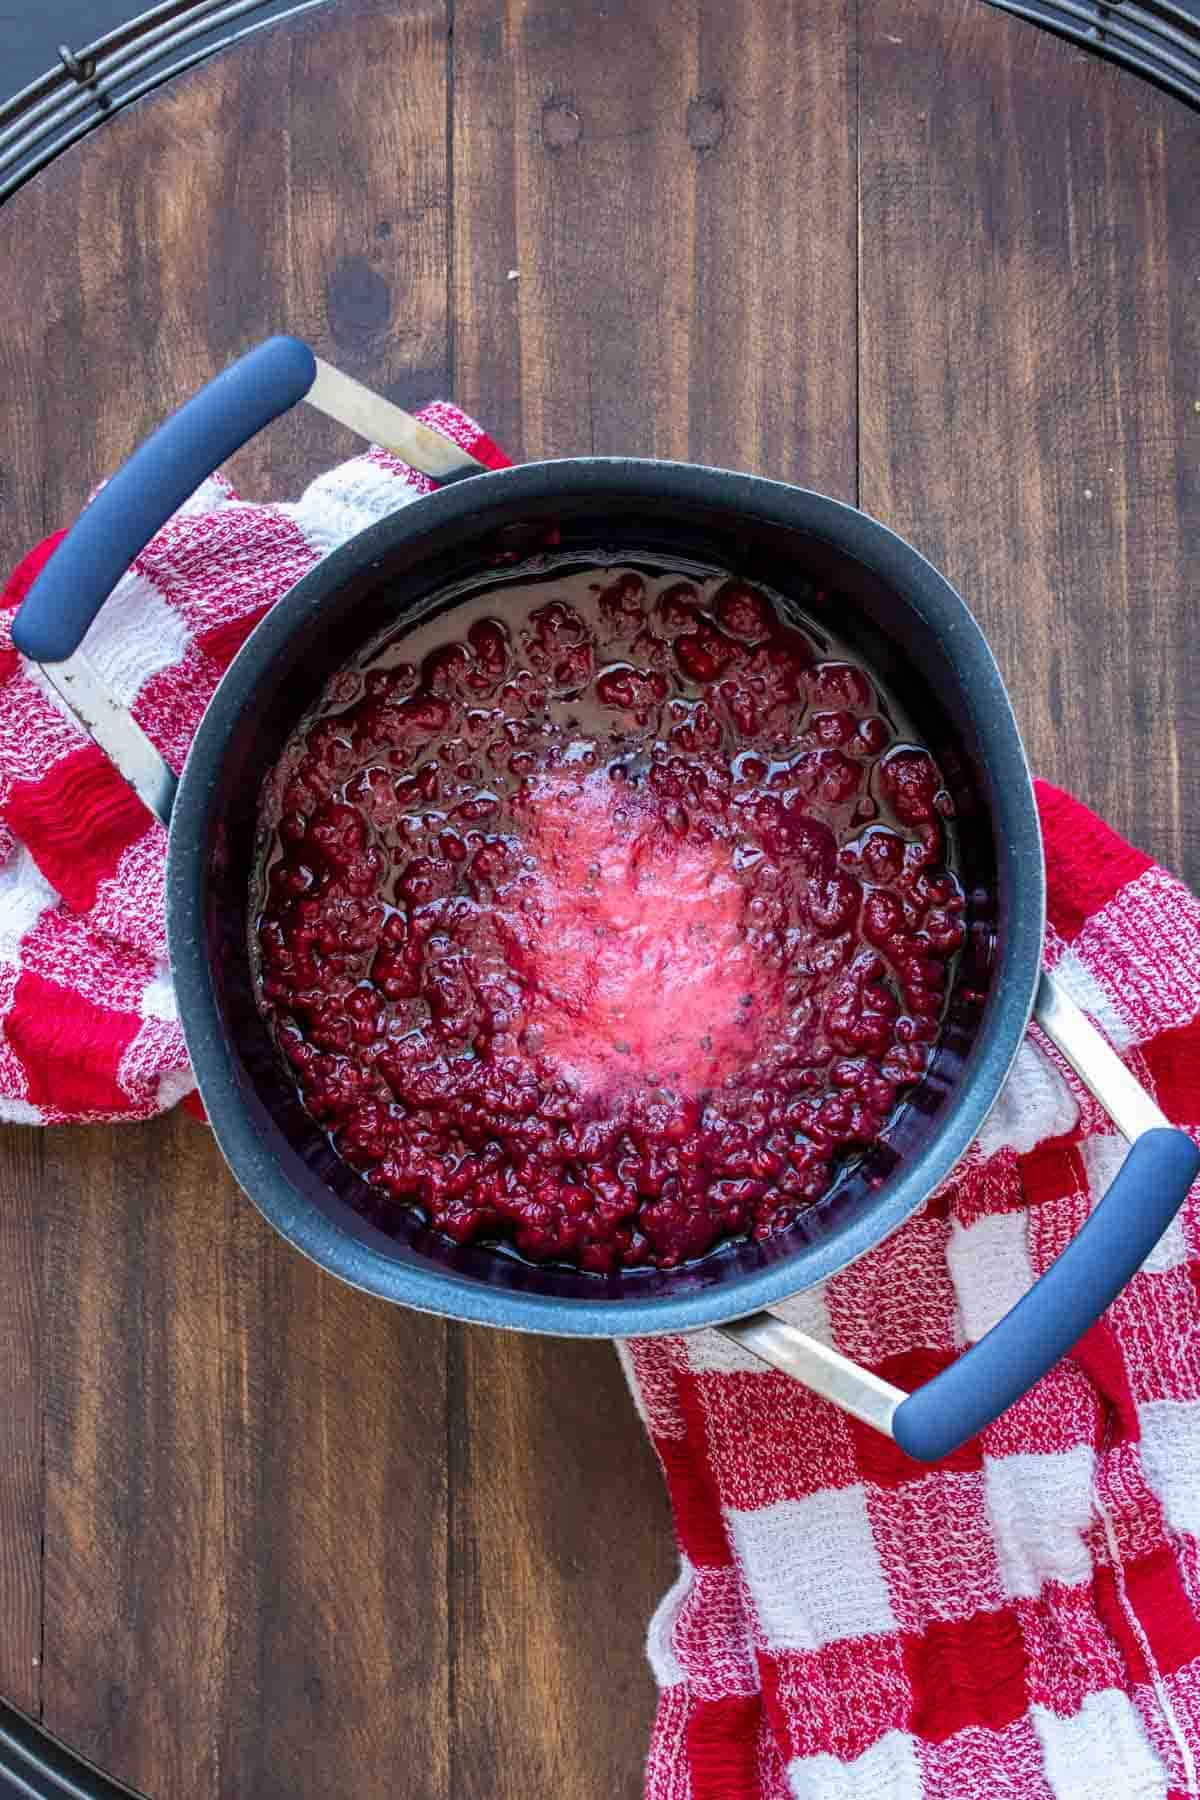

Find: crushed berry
[253,564,964,1274]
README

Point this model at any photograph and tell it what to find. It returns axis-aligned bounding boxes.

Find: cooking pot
[14,336,1197,1463]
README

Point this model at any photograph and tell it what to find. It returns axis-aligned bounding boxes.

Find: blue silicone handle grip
[11,336,317,664]
[893,1125,1200,1462]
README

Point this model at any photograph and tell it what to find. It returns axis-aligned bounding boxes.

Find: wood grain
[859,0,1200,886]
[37,1112,450,1798]
[0,1127,43,1716]
[448,1330,673,1800]
[452,0,858,491]
[0,0,454,537]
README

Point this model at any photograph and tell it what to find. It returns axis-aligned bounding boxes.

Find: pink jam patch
[504,770,782,1096]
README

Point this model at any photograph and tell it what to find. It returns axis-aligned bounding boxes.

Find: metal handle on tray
[719,969,1199,1461]
[9,336,484,824]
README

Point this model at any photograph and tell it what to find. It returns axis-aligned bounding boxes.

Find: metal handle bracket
[11,337,483,826]
[719,969,1198,1459]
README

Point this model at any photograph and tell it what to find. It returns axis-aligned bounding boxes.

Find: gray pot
[14,338,1196,1462]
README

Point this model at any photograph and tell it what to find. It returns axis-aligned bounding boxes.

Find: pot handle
[10,337,484,820]
[720,970,1199,1461]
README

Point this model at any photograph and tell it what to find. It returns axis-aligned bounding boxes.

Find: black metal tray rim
[0,0,330,201]
[0,0,1198,202]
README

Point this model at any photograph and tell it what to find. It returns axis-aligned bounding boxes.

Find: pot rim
[167,457,1046,1336]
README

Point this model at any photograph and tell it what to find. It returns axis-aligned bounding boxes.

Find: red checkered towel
[620,796,1200,1797]
[0,407,505,1121]
[4,427,1200,1798]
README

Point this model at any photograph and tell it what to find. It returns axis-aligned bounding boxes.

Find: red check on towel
[0,407,505,1121]
[4,425,1200,1798]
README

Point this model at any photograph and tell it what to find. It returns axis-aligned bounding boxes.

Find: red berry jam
[253,564,964,1273]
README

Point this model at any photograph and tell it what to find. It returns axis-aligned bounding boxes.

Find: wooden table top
[0,1,1196,1794]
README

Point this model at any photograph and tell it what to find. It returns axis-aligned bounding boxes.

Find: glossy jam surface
[253,564,964,1273]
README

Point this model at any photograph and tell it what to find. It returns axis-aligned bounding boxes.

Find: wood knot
[687,92,725,153]
[542,98,582,150]
[325,255,392,348]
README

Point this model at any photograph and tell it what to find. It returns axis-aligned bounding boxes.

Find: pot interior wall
[200,489,1003,1308]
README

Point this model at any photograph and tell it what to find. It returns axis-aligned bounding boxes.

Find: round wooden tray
[0,1,1197,1795]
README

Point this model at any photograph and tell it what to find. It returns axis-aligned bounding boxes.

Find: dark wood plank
[0,1128,43,1717]
[682,3,858,493]
[38,1114,450,1799]
[452,0,858,494]
[0,3,454,1794]
[214,1162,450,1800]
[449,3,857,1793]
[38,1118,237,1794]
[0,0,453,543]
[448,1330,673,1800]
[859,0,1200,886]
